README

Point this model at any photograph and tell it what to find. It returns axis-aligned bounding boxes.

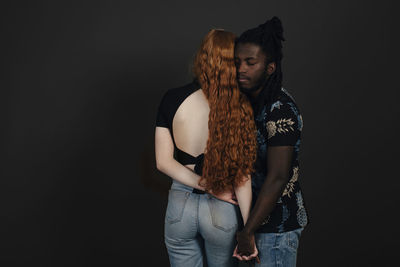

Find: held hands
[233,231,260,264]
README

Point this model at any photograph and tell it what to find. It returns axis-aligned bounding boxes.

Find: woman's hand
[207,188,238,205]
[232,244,259,265]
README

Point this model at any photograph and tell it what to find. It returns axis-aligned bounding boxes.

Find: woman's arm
[234,176,252,224]
[155,127,205,190]
[233,176,259,262]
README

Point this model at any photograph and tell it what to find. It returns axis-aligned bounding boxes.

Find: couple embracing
[155,17,308,267]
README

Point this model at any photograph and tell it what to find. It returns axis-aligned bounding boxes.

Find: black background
[2,0,399,266]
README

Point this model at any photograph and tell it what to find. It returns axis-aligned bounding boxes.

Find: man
[232,17,309,266]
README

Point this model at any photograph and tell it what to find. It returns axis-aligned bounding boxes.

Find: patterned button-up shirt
[252,88,309,233]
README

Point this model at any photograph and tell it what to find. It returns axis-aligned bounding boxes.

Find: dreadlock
[236,16,285,114]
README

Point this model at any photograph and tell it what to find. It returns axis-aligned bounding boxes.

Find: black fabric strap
[192,188,206,194]
[176,148,197,165]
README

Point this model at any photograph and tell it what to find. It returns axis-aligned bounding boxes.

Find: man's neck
[248,74,270,100]
[248,87,263,100]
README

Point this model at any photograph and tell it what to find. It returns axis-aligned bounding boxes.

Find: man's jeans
[164,184,240,267]
[255,228,303,267]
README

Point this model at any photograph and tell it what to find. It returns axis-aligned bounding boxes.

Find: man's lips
[238,77,250,83]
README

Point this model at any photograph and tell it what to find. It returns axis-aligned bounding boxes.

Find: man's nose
[237,63,247,73]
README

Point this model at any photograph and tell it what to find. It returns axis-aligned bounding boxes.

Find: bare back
[172,89,209,169]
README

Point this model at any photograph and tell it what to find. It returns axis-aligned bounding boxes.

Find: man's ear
[266,62,276,75]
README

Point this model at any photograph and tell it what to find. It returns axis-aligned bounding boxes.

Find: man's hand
[208,188,238,205]
[234,230,260,263]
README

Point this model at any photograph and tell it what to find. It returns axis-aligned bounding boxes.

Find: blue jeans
[255,228,303,267]
[164,183,240,267]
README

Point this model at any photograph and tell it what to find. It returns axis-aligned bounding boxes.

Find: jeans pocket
[165,190,190,224]
[286,228,302,250]
[207,197,238,232]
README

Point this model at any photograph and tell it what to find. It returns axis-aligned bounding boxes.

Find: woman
[155,29,257,267]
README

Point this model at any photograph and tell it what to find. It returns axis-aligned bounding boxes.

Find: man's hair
[236,16,285,113]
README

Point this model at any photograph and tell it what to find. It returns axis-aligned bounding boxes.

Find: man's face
[234,43,268,94]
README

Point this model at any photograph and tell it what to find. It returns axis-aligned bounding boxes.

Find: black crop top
[156,81,205,175]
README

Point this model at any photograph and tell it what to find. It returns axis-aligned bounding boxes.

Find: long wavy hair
[193,29,257,194]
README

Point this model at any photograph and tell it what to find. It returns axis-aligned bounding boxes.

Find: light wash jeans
[164,181,240,267]
[255,228,303,267]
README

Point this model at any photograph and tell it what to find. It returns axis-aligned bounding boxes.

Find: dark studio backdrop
[2,0,399,266]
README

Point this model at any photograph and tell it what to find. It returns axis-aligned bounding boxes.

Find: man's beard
[239,73,269,95]
[239,84,262,94]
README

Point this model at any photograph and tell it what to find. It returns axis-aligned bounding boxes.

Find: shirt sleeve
[265,101,302,146]
[155,92,170,128]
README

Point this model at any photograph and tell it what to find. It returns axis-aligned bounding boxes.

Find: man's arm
[236,146,294,255]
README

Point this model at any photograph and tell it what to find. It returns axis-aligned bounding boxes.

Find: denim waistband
[170,181,206,194]
[170,180,195,192]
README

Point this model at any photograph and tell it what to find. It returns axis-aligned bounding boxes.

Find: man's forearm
[242,176,287,234]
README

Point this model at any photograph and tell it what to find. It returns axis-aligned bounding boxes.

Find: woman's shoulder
[161,81,201,102]
[156,81,202,128]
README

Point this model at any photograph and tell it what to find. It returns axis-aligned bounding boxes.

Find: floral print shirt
[251,88,309,233]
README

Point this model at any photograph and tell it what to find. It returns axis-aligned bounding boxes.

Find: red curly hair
[193,29,257,194]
